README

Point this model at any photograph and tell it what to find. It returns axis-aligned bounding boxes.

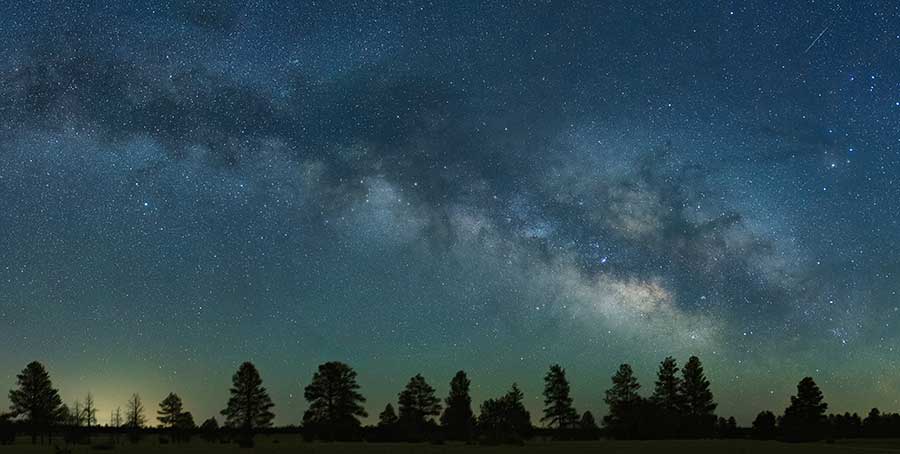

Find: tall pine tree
[221,361,275,443]
[541,364,579,431]
[603,363,644,439]
[302,361,367,440]
[504,383,531,432]
[397,374,441,438]
[158,393,185,429]
[781,376,828,441]
[678,356,717,437]
[8,361,64,444]
[375,403,399,442]
[440,370,475,441]
[650,356,682,437]
[650,357,681,412]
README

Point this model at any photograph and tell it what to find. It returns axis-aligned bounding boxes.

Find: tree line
[3,358,899,446]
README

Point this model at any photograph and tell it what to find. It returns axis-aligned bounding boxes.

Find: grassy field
[2,437,900,453]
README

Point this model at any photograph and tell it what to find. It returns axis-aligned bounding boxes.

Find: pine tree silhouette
[781,377,827,441]
[7,361,64,444]
[158,392,192,443]
[158,393,185,428]
[678,356,717,437]
[578,411,599,440]
[302,361,367,441]
[221,362,275,446]
[199,417,219,442]
[440,370,475,441]
[375,403,399,442]
[397,374,441,439]
[650,357,681,412]
[580,411,597,430]
[603,363,643,439]
[716,416,737,438]
[174,411,196,442]
[477,383,532,444]
[541,364,579,434]
[863,408,888,437]
[378,404,398,427]
[650,356,682,437]
[752,410,777,439]
[829,411,862,438]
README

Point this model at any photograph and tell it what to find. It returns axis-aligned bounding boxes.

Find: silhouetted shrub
[752,411,777,439]
[199,417,219,442]
[828,412,862,438]
[716,416,738,438]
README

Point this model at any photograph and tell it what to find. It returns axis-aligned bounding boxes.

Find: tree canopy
[541,364,579,430]
[602,363,646,439]
[397,373,441,435]
[650,356,681,412]
[4,357,882,445]
[158,392,185,429]
[378,403,398,427]
[221,362,275,432]
[302,361,367,440]
[7,361,64,444]
[477,383,532,444]
[781,376,828,441]
[678,356,717,437]
[440,370,475,441]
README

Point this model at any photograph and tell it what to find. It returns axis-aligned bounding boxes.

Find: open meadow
[3,437,900,454]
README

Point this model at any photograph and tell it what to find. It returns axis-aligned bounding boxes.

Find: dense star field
[1,0,899,427]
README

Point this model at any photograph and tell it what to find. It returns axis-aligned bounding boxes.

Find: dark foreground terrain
[3,437,900,453]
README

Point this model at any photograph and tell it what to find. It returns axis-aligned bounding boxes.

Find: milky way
[1,0,899,425]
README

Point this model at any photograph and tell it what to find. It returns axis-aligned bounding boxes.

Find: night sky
[1,0,899,427]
